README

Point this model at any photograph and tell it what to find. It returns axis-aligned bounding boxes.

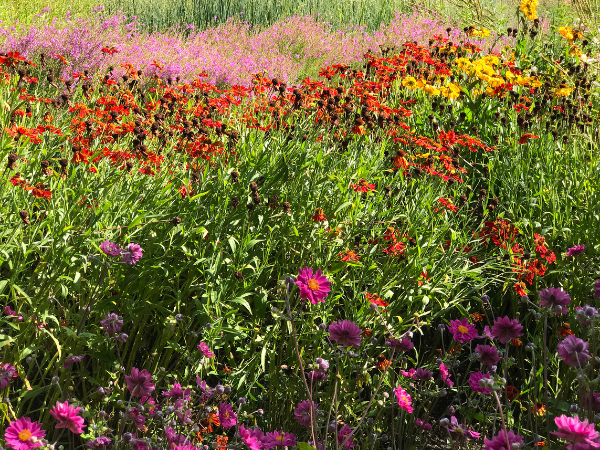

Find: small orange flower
[339,250,360,262]
[365,292,389,308]
[312,208,327,222]
[469,312,484,322]
[376,355,391,370]
[558,323,574,336]
[217,435,228,450]
[510,338,522,346]
[532,402,546,416]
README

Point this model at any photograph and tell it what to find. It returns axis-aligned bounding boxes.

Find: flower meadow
[0,2,600,450]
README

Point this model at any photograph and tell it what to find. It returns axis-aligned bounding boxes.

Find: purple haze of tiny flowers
[121,243,143,265]
[50,401,86,434]
[218,403,237,428]
[197,342,215,358]
[0,362,17,388]
[337,424,355,449]
[469,372,493,395]
[558,335,592,366]
[552,415,600,447]
[239,424,264,450]
[439,362,454,387]
[294,400,319,427]
[4,417,46,450]
[576,305,599,326]
[100,240,121,257]
[539,287,571,314]
[295,267,331,305]
[566,244,586,257]
[386,337,414,352]
[64,354,86,368]
[484,430,524,450]
[125,367,155,397]
[261,431,297,449]
[395,385,413,413]
[447,318,478,343]
[581,392,600,412]
[449,416,481,439]
[328,320,362,347]
[162,383,191,400]
[475,344,502,367]
[99,313,123,335]
[490,316,523,344]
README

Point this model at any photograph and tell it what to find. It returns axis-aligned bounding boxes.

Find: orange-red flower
[351,179,376,192]
[312,208,327,222]
[339,250,360,262]
[365,292,388,308]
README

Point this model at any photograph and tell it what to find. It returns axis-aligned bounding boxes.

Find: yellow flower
[558,26,582,43]
[402,76,420,89]
[520,0,538,20]
[440,83,461,99]
[569,46,582,56]
[553,86,573,97]
[467,26,491,37]
[422,84,440,96]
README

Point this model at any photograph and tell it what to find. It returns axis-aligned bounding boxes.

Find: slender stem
[492,390,511,450]
[543,313,550,447]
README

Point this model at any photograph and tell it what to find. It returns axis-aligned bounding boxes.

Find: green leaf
[297,443,317,450]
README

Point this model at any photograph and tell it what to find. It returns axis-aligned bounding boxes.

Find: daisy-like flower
[294,400,319,428]
[100,240,121,257]
[197,342,215,358]
[218,403,237,428]
[474,344,501,367]
[295,267,331,305]
[337,424,355,449]
[162,383,191,400]
[49,401,86,434]
[64,354,85,368]
[351,179,376,192]
[121,243,143,265]
[447,318,478,343]
[261,431,297,449]
[4,417,46,450]
[490,316,523,344]
[558,335,591,366]
[469,372,493,395]
[552,415,600,447]
[439,362,454,387]
[125,367,155,397]
[484,430,524,450]
[329,320,362,347]
[566,244,585,257]
[386,338,414,352]
[539,287,571,314]
[448,416,480,439]
[0,363,17,388]
[339,250,360,262]
[239,424,264,450]
[394,385,413,413]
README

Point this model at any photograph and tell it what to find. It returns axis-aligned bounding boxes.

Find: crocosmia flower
[4,417,46,450]
[447,318,478,343]
[295,267,331,305]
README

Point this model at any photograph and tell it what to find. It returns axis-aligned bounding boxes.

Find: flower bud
[440,418,450,427]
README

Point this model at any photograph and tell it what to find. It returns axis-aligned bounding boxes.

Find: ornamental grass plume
[4,417,46,450]
[295,267,331,304]
[490,316,523,344]
[552,415,600,447]
[558,335,591,366]
[328,320,362,347]
[538,287,571,314]
[50,401,86,434]
[447,317,478,343]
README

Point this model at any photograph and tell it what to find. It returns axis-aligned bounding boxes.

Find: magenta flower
[394,385,413,413]
[295,267,331,304]
[474,344,501,367]
[162,383,191,400]
[576,305,599,326]
[595,279,600,299]
[49,401,86,434]
[401,368,416,379]
[121,243,143,265]
[439,362,454,387]
[386,338,414,352]
[125,407,146,429]
[125,367,155,397]
[539,287,571,314]
[413,368,433,381]
[329,320,362,347]
[4,417,46,450]
[294,400,319,427]
[239,424,264,450]
[558,335,591,366]
[566,244,585,257]
[99,313,123,334]
[490,316,523,344]
[449,416,480,439]
[218,403,237,428]
[552,415,600,447]
[483,430,524,450]
[0,363,17,388]
[100,240,121,257]
[64,354,85,368]
[261,431,297,449]
[469,372,493,395]
[581,392,600,412]
[337,424,355,449]
[197,342,214,358]
[447,318,478,343]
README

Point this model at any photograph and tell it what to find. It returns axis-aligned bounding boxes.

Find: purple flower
[4,417,46,450]
[581,392,600,412]
[90,437,111,449]
[566,244,585,257]
[307,371,328,382]
[448,416,480,439]
[294,400,319,427]
[552,415,600,447]
[99,313,123,334]
[239,424,264,450]
[439,362,454,387]
[261,431,297,449]
[295,267,331,305]
[576,305,599,326]
[162,383,191,400]
[469,372,493,395]
[218,403,237,428]
[125,367,155,397]
[539,287,571,314]
[0,363,17,388]
[414,368,433,381]
[483,430,524,450]
[337,424,355,449]
[595,279,600,299]
[474,344,501,367]
[197,342,214,358]
[100,240,121,257]
[125,407,146,429]
[328,320,362,348]
[196,378,214,403]
[64,354,86,368]
[490,316,523,344]
[50,401,86,434]
[447,318,478,343]
[385,338,414,352]
[121,243,143,265]
[558,335,591,366]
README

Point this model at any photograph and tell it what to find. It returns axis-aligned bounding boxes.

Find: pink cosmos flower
[552,415,600,447]
[239,424,264,450]
[469,372,492,395]
[125,367,155,397]
[447,318,478,343]
[490,316,523,344]
[100,240,121,257]
[0,363,17,388]
[294,400,319,427]
[295,267,331,304]
[49,401,86,434]
[439,362,454,387]
[261,431,297,449]
[197,342,214,358]
[484,430,524,450]
[558,335,591,367]
[328,320,362,347]
[394,385,413,413]
[401,368,416,379]
[218,402,237,428]
[4,417,46,450]
[162,383,191,400]
[121,243,143,265]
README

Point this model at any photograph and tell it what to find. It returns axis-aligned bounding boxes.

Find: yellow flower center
[18,430,32,442]
[458,325,469,334]
[276,435,285,442]
[308,279,320,291]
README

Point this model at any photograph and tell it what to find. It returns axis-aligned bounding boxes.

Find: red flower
[339,250,360,262]
[366,292,388,308]
[351,179,376,192]
[519,133,539,144]
[312,208,327,222]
